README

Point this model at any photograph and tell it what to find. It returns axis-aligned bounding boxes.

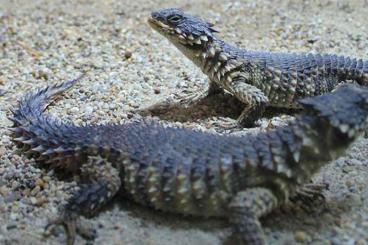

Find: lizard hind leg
[45,156,122,245]
[228,188,278,245]
[136,79,222,115]
[212,81,269,130]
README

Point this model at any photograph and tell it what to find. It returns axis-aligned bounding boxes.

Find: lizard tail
[362,60,368,85]
[325,55,368,86]
[8,74,83,158]
[347,58,368,85]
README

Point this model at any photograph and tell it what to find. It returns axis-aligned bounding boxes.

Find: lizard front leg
[231,81,269,127]
[137,79,223,115]
[228,188,278,245]
[45,156,121,245]
[215,80,269,129]
[290,182,329,208]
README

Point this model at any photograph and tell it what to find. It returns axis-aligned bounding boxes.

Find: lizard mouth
[148,18,209,47]
[148,18,173,33]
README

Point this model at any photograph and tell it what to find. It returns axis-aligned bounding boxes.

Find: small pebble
[294,231,307,243]
[84,106,94,114]
[342,165,354,173]
[42,176,51,182]
[154,87,161,94]
[124,51,132,59]
[0,146,6,155]
[0,186,9,196]
[30,186,40,196]
[355,239,367,245]
[36,196,47,206]
[9,212,18,221]
[30,197,37,205]
[128,101,139,108]
[345,180,353,188]
[35,179,45,188]
[70,107,79,113]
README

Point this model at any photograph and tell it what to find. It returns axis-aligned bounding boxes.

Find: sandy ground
[0,0,368,244]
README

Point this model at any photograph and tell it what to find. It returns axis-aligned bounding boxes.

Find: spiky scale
[32,145,45,153]
[200,35,208,42]
[208,46,215,57]
[14,136,27,142]
[194,38,201,45]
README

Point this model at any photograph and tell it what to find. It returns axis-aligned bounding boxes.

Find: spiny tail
[8,75,83,158]
[331,55,368,85]
[305,54,368,85]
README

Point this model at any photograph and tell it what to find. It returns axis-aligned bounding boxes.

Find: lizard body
[9,77,368,244]
[147,8,368,126]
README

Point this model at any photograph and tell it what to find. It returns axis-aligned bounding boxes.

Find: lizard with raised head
[145,8,368,127]
[9,76,368,244]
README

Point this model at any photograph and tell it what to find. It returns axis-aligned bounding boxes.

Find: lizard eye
[168,14,182,23]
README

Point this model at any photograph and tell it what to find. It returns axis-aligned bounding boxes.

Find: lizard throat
[169,37,239,86]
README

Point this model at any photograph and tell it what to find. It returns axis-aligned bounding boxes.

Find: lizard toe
[45,211,96,245]
[211,117,240,130]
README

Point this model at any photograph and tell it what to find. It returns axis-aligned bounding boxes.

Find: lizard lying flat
[9,78,368,244]
[145,8,368,127]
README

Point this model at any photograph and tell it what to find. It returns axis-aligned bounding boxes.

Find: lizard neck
[288,115,357,184]
[173,36,242,86]
[198,39,243,86]
[243,114,358,203]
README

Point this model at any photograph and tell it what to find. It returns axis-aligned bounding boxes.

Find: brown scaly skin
[8,77,368,244]
[145,8,368,127]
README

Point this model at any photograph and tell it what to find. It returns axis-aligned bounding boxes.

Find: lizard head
[148,8,217,52]
[299,84,368,140]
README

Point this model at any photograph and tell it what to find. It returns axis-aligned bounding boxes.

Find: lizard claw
[295,182,328,200]
[45,211,96,245]
[291,182,329,210]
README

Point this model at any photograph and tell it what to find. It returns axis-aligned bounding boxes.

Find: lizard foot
[45,211,96,245]
[210,117,240,131]
[291,182,329,209]
[210,117,261,133]
[178,89,209,105]
[136,90,210,116]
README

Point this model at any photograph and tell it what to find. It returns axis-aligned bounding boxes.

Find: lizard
[8,75,368,244]
[144,8,368,127]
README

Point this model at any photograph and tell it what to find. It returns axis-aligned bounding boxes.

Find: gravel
[0,0,367,244]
